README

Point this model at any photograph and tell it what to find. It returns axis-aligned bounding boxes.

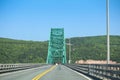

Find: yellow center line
[32,65,56,80]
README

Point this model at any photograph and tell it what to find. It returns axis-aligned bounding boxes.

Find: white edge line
[64,66,93,80]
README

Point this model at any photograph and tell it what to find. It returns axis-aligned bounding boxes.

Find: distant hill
[0,37,48,63]
[68,35,120,63]
[0,35,120,63]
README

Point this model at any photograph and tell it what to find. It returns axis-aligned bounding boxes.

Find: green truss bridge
[46,28,67,64]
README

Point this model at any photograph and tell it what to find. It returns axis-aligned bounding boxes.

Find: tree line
[67,35,120,63]
[0,35,120,63]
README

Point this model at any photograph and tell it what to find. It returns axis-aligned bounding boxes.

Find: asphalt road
[40,65,92,80]
[0,65,52,80]
[0,65,92,80]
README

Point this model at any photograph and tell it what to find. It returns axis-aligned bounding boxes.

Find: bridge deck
[40,65,91,80]
[0,65,91,80]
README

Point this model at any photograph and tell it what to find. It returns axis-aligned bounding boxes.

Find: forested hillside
[0,38,48,63]
[68,35,120,63]
[0,35,120,63]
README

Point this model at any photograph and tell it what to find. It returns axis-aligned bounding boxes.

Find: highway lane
[0,65,92,80]
[40,65,92,80]
[0,65,52,80]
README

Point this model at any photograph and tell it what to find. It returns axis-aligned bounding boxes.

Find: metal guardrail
[65,64,120,80]
[0,63,47,74]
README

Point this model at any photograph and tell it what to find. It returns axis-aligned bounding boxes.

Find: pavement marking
[32,65,56,80]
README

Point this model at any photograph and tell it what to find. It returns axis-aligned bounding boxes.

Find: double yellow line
[32,65,56,80]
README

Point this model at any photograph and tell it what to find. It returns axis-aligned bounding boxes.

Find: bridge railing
[0,63,47,74]
[65,64,120,80]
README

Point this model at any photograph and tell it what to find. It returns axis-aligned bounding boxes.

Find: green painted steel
[46,28,67,64]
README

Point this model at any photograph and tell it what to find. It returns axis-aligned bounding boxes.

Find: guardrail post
[88,64,90,75]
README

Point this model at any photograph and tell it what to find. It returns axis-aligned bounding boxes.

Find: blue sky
[0,0,120,41]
